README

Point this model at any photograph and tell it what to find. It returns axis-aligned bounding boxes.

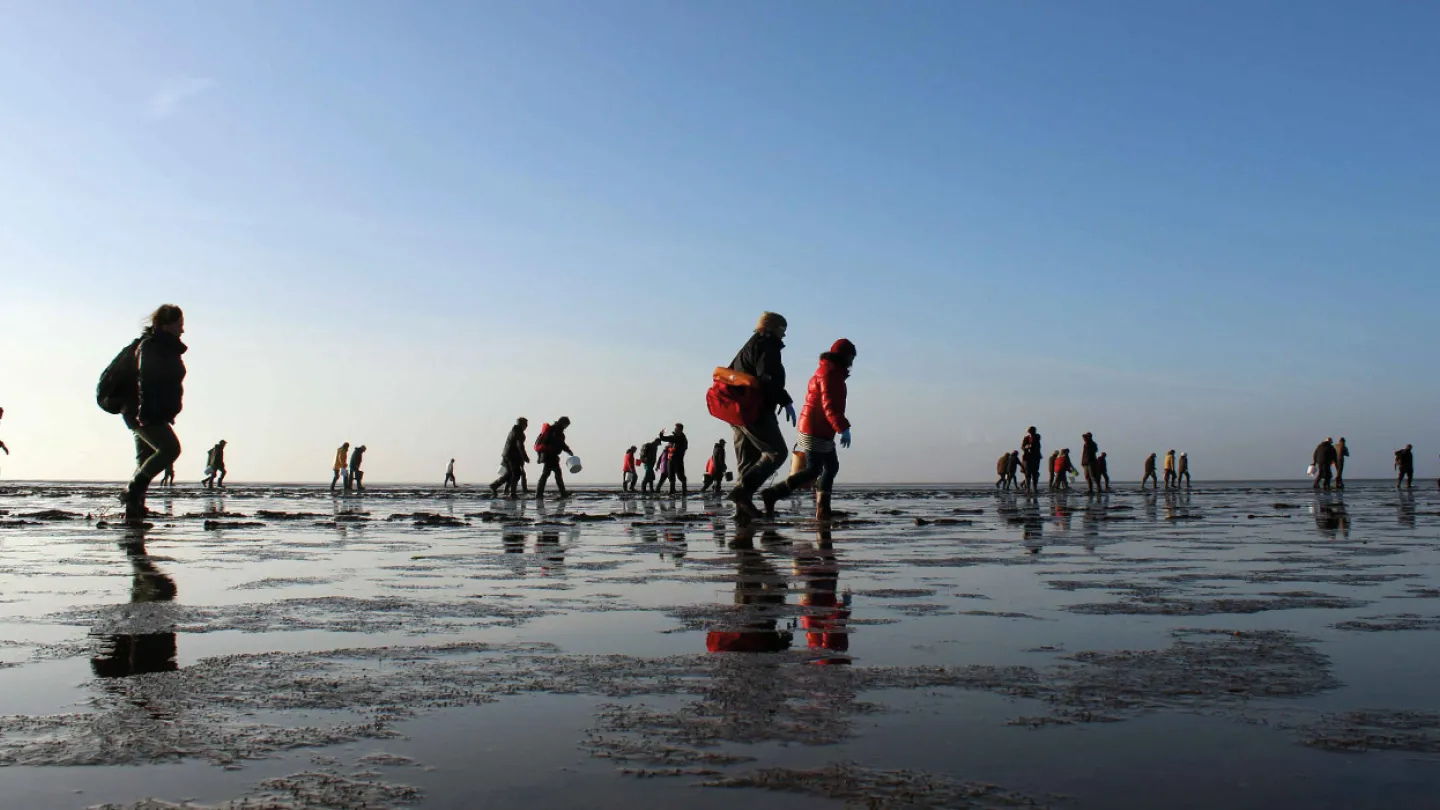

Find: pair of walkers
[329,443,367,492]
[721,312,856,522]
[487,417,577,499]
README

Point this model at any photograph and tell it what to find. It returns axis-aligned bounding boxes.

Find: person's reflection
[1313,495,1350,540]
[91,527,177,678]
[706,525,792,653]
[660,527,687,564]
[1163,490,1179,521]
[793,528,851,664]
[1051,492,1073,534]
[502,529,526,554]
[1021,495,1044,554]
[1398,490,1416,528]
[1144,491,1158,523]
[537,528,567,575]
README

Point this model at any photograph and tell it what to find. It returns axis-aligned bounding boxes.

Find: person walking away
[1397,444,1415,488]
[1177,452,1190,488]
[488,418,529,497]
[726,313,795,520]
[701,439,728,496]
[1094,452,1110,492]
[534,417,574,499]
[331,443,350,492]
[1142,453,1158,490]
[622,446,639,493]
[1021,427,1042,492]
[1163,450,1177,489]
[759,339,856,521]
[656,444,673,493]
[1047,450,1060,490]
[349,445,367,492]
[1054,449,1077,492]
[1080,433,1101,494]
[202,440,227,489]
[1008,451,1023,489]
[444,458,457,488]
[639,437,660,494]
[1313,438,1336,490]
[118,305,187,522]
[1335,437,1349,489]
[659,423,690,497]
[995,452,1010,489]
[0,407,7,458]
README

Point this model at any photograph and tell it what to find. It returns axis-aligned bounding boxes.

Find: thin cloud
[148,77,216,119]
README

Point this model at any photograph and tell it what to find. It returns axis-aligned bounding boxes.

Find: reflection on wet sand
[91,526,177,678]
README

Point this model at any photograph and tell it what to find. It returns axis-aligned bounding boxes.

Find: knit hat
[830,338,857,357]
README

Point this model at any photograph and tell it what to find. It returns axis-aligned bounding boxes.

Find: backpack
[533,423,552,454]
[706,366,763,427]
[96,338,142,415]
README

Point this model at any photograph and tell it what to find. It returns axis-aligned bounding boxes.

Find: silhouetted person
[1396,444,1415,488]
[115,305,187,522]
[1163,449,1177,489]
[1313,438,1336,490]
[488,418,530,498]
[444,458,457,487]
[701,439,728,496]
[1142,453,1158,490]
[92,529,178,678]
[0,406,7,457]
[1080,432,1101,494]
[202,440,226,488]
[658,423,689,497]
[622,446,639,492]
[160,465,175,487]
[726,312,794,521]
[534,417,574,499]
[1021,427,1042,492]
[1047,450,1060,490]
[1007,451,1022,490]
[330,442,350,491]
[1335,437,1349,489]
[1177,452,1190,487]
[639,437,660,494]
[705,525,793,653]
[1054,449,1077,491]
[1094,451,1110,492]
[759,339,856,521]
[995,452,1011,490]
[795,527,851,663]
[349,444,367,492]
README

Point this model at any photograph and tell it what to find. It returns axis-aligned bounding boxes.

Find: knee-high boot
[760,480,792,519]
[815,489,832,522]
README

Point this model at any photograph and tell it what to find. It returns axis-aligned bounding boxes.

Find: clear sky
[1,1,1436,484]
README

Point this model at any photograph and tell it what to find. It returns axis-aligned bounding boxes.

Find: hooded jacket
[797,353,851,441]
[1081,437,1098,466]
[730,332,792,410]
[333,446,349,471]
[1313,441,1337,467]
[710,442,727,472]
[501,424,529,464]
[136,328,187,426]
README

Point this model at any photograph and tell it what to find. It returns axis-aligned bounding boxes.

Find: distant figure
[1335,437,1349,489]
[1094,452,1110,492]
[658,423,690,497]
[114,305,187,522]
[995,452,1011,490]
[1054,449,1077,491]
[1142,453,1158,490]
[726,312,794,521]
[1047,450,1060,490]
[622,446,639,492]
[349,445,367,492]
[1312,438,1336,490]
[0,407,8,457]
[160,465,174,488]
[1080,433,1101,494]
[639,437,660,494]
[701,440,728,496]
[656,444,673,492]
[488,418,529,498]
[1177,452,1190,488]
[1021,427,1042,492]
[758,339,856,521]
[202,440,227,489]
[1396,444,1415,489]
[1163,450,1177,489]
[1007,451,1022,490]
[444,458,457,488]
[534,417,574,499]
[330,442,350,492]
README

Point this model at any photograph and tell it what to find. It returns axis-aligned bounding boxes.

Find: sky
[1,1,1437,484]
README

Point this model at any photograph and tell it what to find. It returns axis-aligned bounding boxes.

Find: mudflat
[0,481,1436,809]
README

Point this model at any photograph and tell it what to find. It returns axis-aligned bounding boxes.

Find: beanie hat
[830,338,857,357]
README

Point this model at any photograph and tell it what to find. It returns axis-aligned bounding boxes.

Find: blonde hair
[755,311,788,335]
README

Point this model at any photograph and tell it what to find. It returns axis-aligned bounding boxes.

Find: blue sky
[1,1,1436,482]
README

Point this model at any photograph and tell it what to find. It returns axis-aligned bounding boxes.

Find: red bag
[707,367,763,427]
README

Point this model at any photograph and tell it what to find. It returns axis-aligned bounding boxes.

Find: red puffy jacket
[797,355,851,440]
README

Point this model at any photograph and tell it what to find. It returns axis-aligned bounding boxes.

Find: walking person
[160,465,175,488]
[1008,451,1022,490]
[0,407,7,458]
[758,339,856,521]
[1335,437,1349,489]
[1021,427,1042,492]
[659,424,690,497]
[349,445,367,492]
[1396,444,1415,489]
[995,452,1011,490]
[1142,453,1159,490]
[1094,451,1110,492]
[1312,438,1337,490]
[622,446,639,493]
[701,439,728,496]
[1047,450,1060,490]
[116,305,188,522]
[655,444,673,494]
[639,436,660,495]
[1177,452,1191,488]
[726,313,795,520]
[330,443,350,492]
[1163,450,1178,489]
[534,417,575,499]
[444,458,457,488]
[1054,449,1077,492]
[202,440,227,489]
[1080,433,1101,494]
[488,418,529,497]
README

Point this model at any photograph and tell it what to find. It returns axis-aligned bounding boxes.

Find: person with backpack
[102,305,187,522]
[534,417,574,499]
[202,440,227,488]
[330,443,350,492]
[658,423,690,497]
[1093,451,1110,492]
[488,418,529,497]
[621,446,639,492]
[726,312,795,520]
[758,339,856,521]
[639,437,660,494]
[701,439,728,496]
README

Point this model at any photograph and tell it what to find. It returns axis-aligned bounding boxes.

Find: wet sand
[0,481,1437,809]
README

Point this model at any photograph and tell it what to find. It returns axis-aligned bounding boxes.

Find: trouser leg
[733,416,786,496]
[129,423,181,509]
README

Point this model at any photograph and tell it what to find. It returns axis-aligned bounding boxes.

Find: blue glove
[840,428,852,448]
[783,403,797,425]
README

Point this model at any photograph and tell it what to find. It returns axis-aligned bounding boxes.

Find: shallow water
[0,481,1438,809]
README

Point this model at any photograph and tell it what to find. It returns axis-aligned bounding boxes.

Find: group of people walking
[1311,437,1419,490]
[993,430,1189,494]
[621,425,718,497]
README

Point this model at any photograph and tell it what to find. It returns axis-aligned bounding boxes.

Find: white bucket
[566,456,583,474]
[1307,464,1317,477]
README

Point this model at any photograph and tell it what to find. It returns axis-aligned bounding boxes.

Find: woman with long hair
[121,305,187,521]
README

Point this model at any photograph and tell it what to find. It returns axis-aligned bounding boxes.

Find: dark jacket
[711,443,727,471]
[1094,455,1108,475]
[797,354,850,440]
[640,439,660,466]
[136,329,187,426]
[1397,447,1414,471]
[501,425,528,464]
[730,332,792,409]
[1144,455,1156,474]
[1336,439,1349,464]
[349,447,366,471]
[660,431,689,460]
[1314,441,1337,466]
[538,424,572,460]
[1081,438,1098,466]
[1022,432,1041,462]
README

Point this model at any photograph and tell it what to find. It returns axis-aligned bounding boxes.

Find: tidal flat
[0,481,1437,809]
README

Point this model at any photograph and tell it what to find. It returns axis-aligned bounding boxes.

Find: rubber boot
[760,481,791,519]
[727,486,762,520]
[815,489,832,522]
